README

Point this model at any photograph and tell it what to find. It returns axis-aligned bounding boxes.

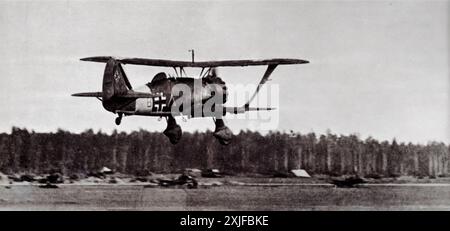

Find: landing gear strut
[213,118,232,145]
[115,113,123,125]
[163,115,182,144]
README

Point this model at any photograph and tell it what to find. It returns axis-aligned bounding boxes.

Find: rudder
[102,58,132,101]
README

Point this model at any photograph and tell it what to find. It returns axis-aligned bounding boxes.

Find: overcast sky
[0,0,448,144]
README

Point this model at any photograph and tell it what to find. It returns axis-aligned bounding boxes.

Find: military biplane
[72,53,308,145]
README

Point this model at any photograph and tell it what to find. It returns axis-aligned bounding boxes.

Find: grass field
[1,183,450,210]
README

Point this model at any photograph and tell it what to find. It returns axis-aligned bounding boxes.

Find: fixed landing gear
[163,115,182,144]
[115,113,123,125]
[213,118,232,145]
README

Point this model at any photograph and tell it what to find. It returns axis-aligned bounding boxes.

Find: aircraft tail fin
[102,58,133,101]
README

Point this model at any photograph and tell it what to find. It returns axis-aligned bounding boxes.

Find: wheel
[115,117,122,125]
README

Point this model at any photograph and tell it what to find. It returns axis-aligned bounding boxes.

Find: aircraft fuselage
[104,75,228,118]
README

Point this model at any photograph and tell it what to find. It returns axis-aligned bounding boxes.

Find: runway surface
[1,183,450,210]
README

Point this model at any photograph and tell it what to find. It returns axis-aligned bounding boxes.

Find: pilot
[151,72,167,83]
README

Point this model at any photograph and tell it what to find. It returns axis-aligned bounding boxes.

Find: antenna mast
[188,49,195,63]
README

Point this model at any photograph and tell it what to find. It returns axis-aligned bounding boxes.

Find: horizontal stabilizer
[225,106,276,114]
[71,92,102,97]
[72,91,158,99]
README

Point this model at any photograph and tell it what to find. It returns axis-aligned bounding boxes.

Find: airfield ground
[1,177,450,210]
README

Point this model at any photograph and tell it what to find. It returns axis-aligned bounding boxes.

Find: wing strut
[244,64,277,108]
[224,64,278,114]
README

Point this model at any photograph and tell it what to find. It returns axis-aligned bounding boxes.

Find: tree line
[0,127,448,177]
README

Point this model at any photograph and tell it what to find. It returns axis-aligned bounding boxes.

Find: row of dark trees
[0,127,448,177]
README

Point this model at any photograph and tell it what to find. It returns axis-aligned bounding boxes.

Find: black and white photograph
[0,0,449,217]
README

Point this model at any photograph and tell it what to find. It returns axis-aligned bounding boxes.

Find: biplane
[72,53,308,145]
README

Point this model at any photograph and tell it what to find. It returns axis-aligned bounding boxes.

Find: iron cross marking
[152,96,167,112]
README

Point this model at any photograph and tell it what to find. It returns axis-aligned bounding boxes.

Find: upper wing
[80,56,309,68]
